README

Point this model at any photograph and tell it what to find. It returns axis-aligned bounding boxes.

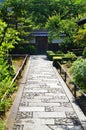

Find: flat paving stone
[29,102,61,107]
[33,112,66,118]
[19,107,45,112]
[5,55,86,130]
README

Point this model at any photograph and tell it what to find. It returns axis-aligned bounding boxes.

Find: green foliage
[0,20,18,114]
[66,60,72,68]
[46,15,61,31]
[28,45,37,55]
[70,58,86,93]
[74,24,86,48]
[53,56,63,63]
[3,0,85,30]
[0,119,6,130]
[64,51,77,61]
[0,76,14,112]
[46,50,55,60]
[12,44,37,54]
[45,15,61,42]
[46,17,78,49]
[83,47,86,58]
[56,50,64,54]
[0,19,20,56]
[0,0,34,44]
[27,0,50,28]
[60,19,77,42]
[0,77,12,99]
[0,98,12,111]
[45,0,86,50]
[53,56,63,67]
[17,17,34,44]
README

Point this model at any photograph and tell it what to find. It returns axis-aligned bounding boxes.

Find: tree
[45,15,61,42]
[45,0,86,50]
[0,19,20,60]
[59,19,78,51]
[74,23,86,48]
[0,20,18,112]
[0,20,20,55]
[27,0,50,28]
[49,0,86,19]
[0,0,34,44]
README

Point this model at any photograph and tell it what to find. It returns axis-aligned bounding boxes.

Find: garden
[46,48,86,115]
[0,0,86,129]
[46,49,86,94]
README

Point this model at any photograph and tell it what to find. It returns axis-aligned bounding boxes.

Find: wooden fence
[0,54,28,114]
[55,61,86,98]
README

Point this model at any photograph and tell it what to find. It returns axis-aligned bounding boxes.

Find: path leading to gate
[5,55,86,130]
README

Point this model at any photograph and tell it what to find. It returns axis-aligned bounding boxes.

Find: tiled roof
[32,30,49,36]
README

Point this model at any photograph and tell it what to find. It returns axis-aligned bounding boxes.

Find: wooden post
[64,72,67,82]
[74,84,77,98]
[60,66,61,74]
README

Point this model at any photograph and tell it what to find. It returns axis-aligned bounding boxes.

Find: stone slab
[23,89,48,93]
[16,119,55,125]
[19,107,45,112]
[33,112,66,118]
[5,55,86,130]
[48,125,83,130]
[29,102,61,107]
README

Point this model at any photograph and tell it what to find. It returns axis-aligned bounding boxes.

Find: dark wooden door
[36,36,48,52]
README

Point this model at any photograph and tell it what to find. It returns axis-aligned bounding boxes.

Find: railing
[0,54,28,114]
[55,61,86,98]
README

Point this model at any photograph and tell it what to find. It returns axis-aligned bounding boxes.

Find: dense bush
[82,47,86,58]
[46,50,55,60]
[12,44,37,54]
[0,119,6,130]
[28,45,37,54]
[53,56,63,67]
[46,50,64,61]
[0,20,18,114]
[0,57,15,112]
[70,58,86,93]
[63,51,77,61]
[56,50,64,54]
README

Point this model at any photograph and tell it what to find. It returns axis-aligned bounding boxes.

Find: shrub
[11,44,37,54]
[64,51,77,61]
[66,60,72,68]
[0,119,6,130]
[46,50,55,60]
[70,58,86,93]
[56,50,64,54]
[28,45,37,54]
[0,57,16,114]
[46,50,64,60]
[53,56,63,67]
[82,47,86,58]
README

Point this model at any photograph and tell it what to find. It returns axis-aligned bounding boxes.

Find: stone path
[5,55,86,130]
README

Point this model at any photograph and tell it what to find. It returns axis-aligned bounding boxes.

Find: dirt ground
[12,57,24,72]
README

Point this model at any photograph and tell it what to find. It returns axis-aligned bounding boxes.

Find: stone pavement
[5,55,86,130]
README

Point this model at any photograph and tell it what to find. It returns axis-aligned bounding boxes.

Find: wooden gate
[36,36,48,52]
